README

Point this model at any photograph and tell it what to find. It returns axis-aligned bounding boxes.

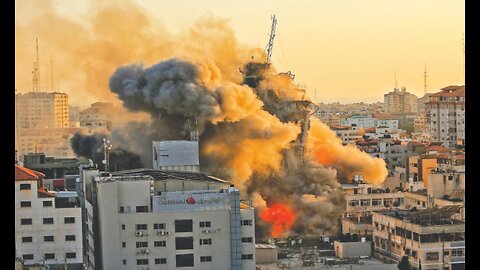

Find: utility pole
[103,138,112,173]
[423,64,428,95]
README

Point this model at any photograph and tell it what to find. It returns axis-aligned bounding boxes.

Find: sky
[15,0,465,105]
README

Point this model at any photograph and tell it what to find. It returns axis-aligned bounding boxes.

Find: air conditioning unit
[135,231,143,236]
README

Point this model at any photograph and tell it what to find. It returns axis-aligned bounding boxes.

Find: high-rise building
[425,85,465,147]
[15,92,69,129]
[15,165,83,269]
[79,102,114,130]
[384,87,418,114]
[79,168,256,270]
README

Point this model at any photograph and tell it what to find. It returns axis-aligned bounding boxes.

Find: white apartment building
[80,168,256,270]
[15,165,83,269]
[384,87,418,114]
[373,207,465,270]
[425,85,465,147]
[340,114,376,129]
[15,92,69,129]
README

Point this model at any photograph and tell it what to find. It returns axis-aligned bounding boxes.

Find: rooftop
[430,85,465,97]
[15,165,44,181]
[112,168,229,184]
[376,206,464,226]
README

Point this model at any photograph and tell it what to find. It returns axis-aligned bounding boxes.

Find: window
[452,249,463,257]
[426,252,439,260]
[43,218,54,224]
[122,242,126,248]
[175,220,193,232]
[136,206,148,213]
[44,236,54,242]
[136,242,148,248]
[21,218,32,225]
[22,237,33,243]
[360,199,370,206]
[154,223,166,230]
[242,254,253,260]
[154,240,166,247]
[65,235,76,241]
[43,201,53,207]
[20,201,31,207]
[199,239,212,245]
[45,253,55,260]
[176,254,194,267]
[136,224,147,230]
[176,237,193,250]
[200,256,212,262]
[66,253,76,259]
[20,184,31,190]
[155,258,167,264]
[199,221,211,228]
[241,237,253,243]
[121,224,125,230]
[137,259,148,265]
[23,254,34,260]
[119,206,124,213]
[241,219,253,226]
[122,259,126,265]
[64,217,75,224]
[372,199,382,206]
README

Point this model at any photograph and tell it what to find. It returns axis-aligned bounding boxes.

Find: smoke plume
[19,0,388,237]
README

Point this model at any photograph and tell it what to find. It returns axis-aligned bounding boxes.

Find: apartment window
[175,219,193,232]
[452,249,463,257]
[20,201,31,207]
[137,259,148,265]
[199,239,212,245]
[122,259,126,265]
[154,223,166,230]
[65,235,76,241]
[241,219,253,226]
[21,218,32,225]
[43,201,53,207]
[23,254,34,260]
[348,200,359,207]
[136,224,147,230]
[200,256,212,262]
[155,258,167,264]
[43,218,54,224]
[121,224,126,230]
[241,237,253,243]
[242,254,253,260]
[426,252,439,260]
[45,253,55,260]
[122,242,126,248]
[360,199,370,206]
[22,237,33,243]
[372,199,382,206]
[20,184,31,190]
[176,254,194,267]
[176,237,193,250]
[199,221,211,228]
[136,206,148,213]
[411,250,418,259]
[44,236,54,242]
[154,240,166,247]
[64,217,75,224]
[136,242,148,248]
[66,253,76,259]
[119,206,124,213]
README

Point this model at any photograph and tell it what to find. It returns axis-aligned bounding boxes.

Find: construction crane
[265,15,277,64]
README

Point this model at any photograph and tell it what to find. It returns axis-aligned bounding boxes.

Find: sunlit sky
[16,0,464,104]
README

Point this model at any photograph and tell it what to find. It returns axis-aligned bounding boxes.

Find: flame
[259,203,297,238]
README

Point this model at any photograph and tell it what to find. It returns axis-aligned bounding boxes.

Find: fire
[259,203,297,238]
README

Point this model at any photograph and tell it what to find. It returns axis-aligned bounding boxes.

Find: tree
[398,256,410,270]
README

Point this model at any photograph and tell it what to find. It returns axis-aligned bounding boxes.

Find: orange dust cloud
[259,203,297,238]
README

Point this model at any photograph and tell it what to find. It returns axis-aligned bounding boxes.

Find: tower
[424,64,428,95]
[32,38,41,92]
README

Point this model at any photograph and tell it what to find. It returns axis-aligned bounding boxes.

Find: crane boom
[265,15,277,63]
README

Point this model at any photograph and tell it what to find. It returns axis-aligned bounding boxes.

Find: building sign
[153,193,230,212]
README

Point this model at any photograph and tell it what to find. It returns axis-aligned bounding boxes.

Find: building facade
[384,88,418,115]
[15,92,69,129]
[15,165,83,269]
[79,102,113,130]
[425,85,465,147]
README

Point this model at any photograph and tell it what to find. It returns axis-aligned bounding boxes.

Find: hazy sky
[16,0,464,104]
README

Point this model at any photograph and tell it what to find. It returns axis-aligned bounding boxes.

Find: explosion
[17,0,388,237]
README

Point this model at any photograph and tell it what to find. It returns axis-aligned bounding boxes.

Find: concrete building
[15,92,70,129]
[340,114,376,129]
[384,87,418,115]
[69,106,81,128]
[15,127,87,162]
[153,140,200,172]
[255,244,278,264]
[425,85,465,147]
[334,240,372,259]
[373,113,399,129]
[372,207,465,270]
[15,165,83,270]
[405,155,437,189]
[332,126,363,145]
[80,167,256,270]
[427,167,465,200]
[79,102,113,130]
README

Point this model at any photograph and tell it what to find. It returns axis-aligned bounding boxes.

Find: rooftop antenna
[50,56,55,91]
[265,15,277,64]
[394,70,398,89]
[102,138,112,173]
[424,64,428,95]
[32,38,41,92]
